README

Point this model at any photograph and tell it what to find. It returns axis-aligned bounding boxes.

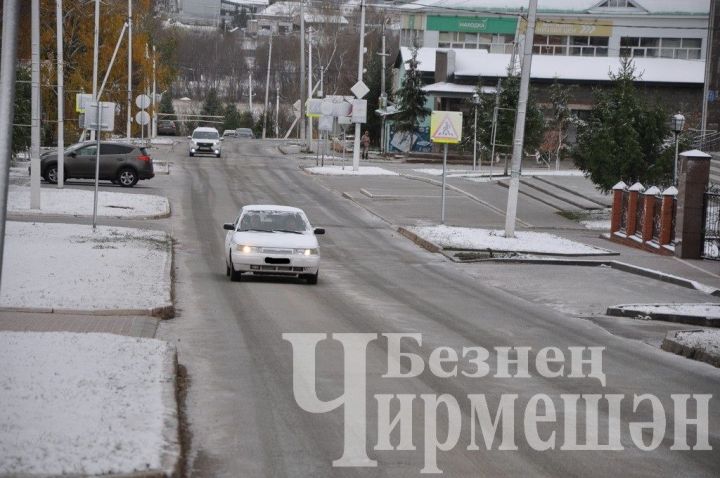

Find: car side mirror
[314,228,325,235]
[223,223,235,231]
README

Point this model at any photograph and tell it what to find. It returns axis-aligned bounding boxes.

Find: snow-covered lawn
[612,303,720,319]
[8,185,169,218]
[0,331,178,476]
[0,222,172,311]
[581,219,611,230]
[409,225,612,255]
[305,165,399,176]
[520,169,586,177]
[674,330,720,357]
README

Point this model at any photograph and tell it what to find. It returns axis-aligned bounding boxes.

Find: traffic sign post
[430,111,463,224]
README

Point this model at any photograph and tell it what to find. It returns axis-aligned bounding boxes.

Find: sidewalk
[300,156,720,293]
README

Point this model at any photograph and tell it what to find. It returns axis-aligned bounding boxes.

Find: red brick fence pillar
[610,181,627,234]
[626,182,645,236]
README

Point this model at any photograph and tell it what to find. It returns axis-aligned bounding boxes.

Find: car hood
[231,231,318,249]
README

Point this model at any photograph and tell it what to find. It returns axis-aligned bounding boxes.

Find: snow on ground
[8,185,169,218]
[412,168,507,179]
[0,222,171,311]
[305,165,399,176]
[613,303,720,318]
[409,225,611,255]
[151,137,175,145]
[0,331,177,476]
[674,330,720,357]
[581,219,611,230]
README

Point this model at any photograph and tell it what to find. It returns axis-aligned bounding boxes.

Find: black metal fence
[703,184,720,260]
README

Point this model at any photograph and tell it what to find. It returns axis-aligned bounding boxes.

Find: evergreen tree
[159,92,176,121]
[201,88,224,126]
[573,58,678,192]
[394,47,430,133]
[223,103,242,132]
[238,111,254,128]
[470,73,545,161]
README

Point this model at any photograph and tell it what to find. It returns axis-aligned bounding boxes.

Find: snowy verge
[0,222,172,313]
[8,185,170,218]
[305,165,398,176]
[662,329,720,368]
[581,219,611,231]
[408,225,613,256]
[610,303,720,319]
[0,331,179,476]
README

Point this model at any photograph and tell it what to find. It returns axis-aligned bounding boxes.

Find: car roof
[242,205,305,213]
[193,127,219,133]
[236,128,253,132]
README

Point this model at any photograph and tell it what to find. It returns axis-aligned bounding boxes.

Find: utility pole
[249,72,253,113]
[90,0,100,141]
[352,0,366,171]
[275,81,280,138]
[31,0,41,209]
[378,17,389,155]
[152,44,156,138]
[299,0,306,146]
[56,0,64,188]
[307,27,313,149]
[504,0,538,238]
[262,33,273,139]
[127,0,133,139]
[0,0,20,291]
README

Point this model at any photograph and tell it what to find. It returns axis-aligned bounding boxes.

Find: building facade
[389,0,711,152]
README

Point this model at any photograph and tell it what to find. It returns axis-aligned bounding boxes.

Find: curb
[661,330,720,368]
[7,206,171,221]
[0,305,175,319]
[397,227,442,253]
[606,306,720,327]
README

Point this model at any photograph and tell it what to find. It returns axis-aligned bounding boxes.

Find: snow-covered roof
[303,13,348,24]
[222,0,269,6]
[399,47,705,84]
[257,1,300,17]
[422,82,497,95]
[400,0,710,15]
[242,204,305,212]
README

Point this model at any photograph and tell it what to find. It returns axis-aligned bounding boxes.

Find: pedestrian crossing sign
[430,111,463,144]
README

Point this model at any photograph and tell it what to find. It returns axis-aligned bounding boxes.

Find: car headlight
[235,244,260,253]
[295,248,318,256]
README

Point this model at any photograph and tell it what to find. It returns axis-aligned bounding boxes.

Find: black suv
[40,141,155,187]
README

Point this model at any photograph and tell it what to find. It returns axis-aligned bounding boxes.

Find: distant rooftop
[400,0,710,15]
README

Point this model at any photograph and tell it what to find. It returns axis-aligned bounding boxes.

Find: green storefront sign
[426,15,517,34]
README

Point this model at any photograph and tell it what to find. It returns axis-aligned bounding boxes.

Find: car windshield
[193,131,219,139]
[238,211,308,233]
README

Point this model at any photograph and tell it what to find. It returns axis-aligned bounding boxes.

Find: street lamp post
[472,92,480,171]
[671,113,685,185]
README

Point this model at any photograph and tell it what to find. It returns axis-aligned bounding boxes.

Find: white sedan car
[224,205,324,284]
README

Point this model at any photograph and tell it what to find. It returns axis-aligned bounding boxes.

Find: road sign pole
[441,143,448,224]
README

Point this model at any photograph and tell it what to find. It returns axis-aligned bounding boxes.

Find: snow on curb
[607,303,720,327]
[0,331,180,476]
[0,222,173,316]
[304,165,398,176]
[8,185,170,219]
[662,329,720,368]
[407,225,614,256]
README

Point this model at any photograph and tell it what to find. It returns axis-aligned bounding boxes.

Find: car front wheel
[117,167,138,187]
[304,271,319,285]
[229,255,242,281]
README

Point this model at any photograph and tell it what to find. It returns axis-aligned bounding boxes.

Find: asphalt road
[156,138,720,477]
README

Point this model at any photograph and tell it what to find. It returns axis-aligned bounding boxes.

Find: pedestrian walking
[361,131,370,160]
